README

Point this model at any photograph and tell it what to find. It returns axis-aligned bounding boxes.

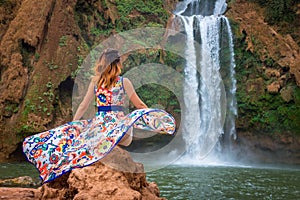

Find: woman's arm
[123,78,148,109]
[73,81,95,120]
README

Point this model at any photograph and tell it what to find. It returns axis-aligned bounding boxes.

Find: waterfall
[174,0,237,163]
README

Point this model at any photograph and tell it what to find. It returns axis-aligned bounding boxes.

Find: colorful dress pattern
[23,76,176,183]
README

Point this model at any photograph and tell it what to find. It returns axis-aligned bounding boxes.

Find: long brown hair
[93,48,122,89]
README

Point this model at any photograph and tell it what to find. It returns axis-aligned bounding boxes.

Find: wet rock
[0,176,40,188]
[235,131,300,165]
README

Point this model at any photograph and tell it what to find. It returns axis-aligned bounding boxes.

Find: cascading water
[174,0,237,163]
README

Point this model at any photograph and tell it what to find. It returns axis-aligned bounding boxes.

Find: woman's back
[95,76,125,115]
[95,76,125,106]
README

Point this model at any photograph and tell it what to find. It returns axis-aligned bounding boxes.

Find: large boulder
[0,147,165,200]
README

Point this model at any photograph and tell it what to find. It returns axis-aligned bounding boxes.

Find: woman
[23,48,176,183]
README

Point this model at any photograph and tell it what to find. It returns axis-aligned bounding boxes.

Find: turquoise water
[1,162,300,199]
[147,165,300,200]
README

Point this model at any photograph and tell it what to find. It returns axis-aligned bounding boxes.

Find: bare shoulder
[89,79,96,88]
[123,77,132,85]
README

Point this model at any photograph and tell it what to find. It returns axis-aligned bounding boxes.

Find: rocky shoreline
[233,131,300,165]
[0,147,165,200]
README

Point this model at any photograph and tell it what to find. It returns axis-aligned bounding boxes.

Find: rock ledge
[0,147,165,200]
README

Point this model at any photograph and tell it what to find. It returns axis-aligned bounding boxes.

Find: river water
[147,164,300,200]
[1,162,299,199]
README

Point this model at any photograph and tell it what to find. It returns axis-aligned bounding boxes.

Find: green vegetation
[75,0,170,47]
[0,0,16,7]
[90,27,111,37]
[249,0,300,46]
[250,0,297,24]
[115,0,169,31]
[231,20,300,134]
[23,99,35,116]
[44,60,59,70]
[136,84,180,112]
[20,79,55,124]
[4,103,19,114]
[59,35,67,47]
[71,43,92,80]
[34,53,40,62]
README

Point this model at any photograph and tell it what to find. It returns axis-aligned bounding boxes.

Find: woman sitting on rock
[23,48,176,183]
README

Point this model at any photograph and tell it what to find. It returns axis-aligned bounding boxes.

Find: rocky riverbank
[233,131,300,165]
[0,147,165,200]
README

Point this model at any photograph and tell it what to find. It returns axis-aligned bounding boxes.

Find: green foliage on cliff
[0,0,14,6]
[75,0,169,47]
[135,84,179,110]
[231,21,300,134]
[249,0,300,45]
[115,0,169,26]
[251,0,297,24]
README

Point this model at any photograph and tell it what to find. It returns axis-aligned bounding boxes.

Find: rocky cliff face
[0,0,83,161]
[226,0,300,134]
[228,0,300,86]
[226,0,300,163]
[0,0,178,162]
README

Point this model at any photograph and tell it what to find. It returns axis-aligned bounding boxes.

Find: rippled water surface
[1,162,300,199]
[147,165,300,200]
[0,162,41,185]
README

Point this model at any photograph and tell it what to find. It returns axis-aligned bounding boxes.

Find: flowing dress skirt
[23,108,176,183]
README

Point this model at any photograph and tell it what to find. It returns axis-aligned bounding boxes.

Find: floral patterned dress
[23,76,176,183]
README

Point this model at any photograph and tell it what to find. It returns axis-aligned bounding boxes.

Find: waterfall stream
[174,0,237,163]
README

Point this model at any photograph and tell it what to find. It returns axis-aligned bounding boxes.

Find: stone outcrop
[0,0,82,162]
[0,147,165,200]
[234,131,300,165]
[227,0,300,87]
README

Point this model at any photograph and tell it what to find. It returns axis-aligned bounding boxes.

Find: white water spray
[174,0,237,163]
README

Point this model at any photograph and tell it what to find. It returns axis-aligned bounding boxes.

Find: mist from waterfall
[174,0,237,164]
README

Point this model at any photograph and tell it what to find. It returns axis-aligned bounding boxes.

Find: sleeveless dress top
[23,76,176,183]
[95,76,125,114]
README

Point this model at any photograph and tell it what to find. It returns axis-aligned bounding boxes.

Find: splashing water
[173,0,237,163]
